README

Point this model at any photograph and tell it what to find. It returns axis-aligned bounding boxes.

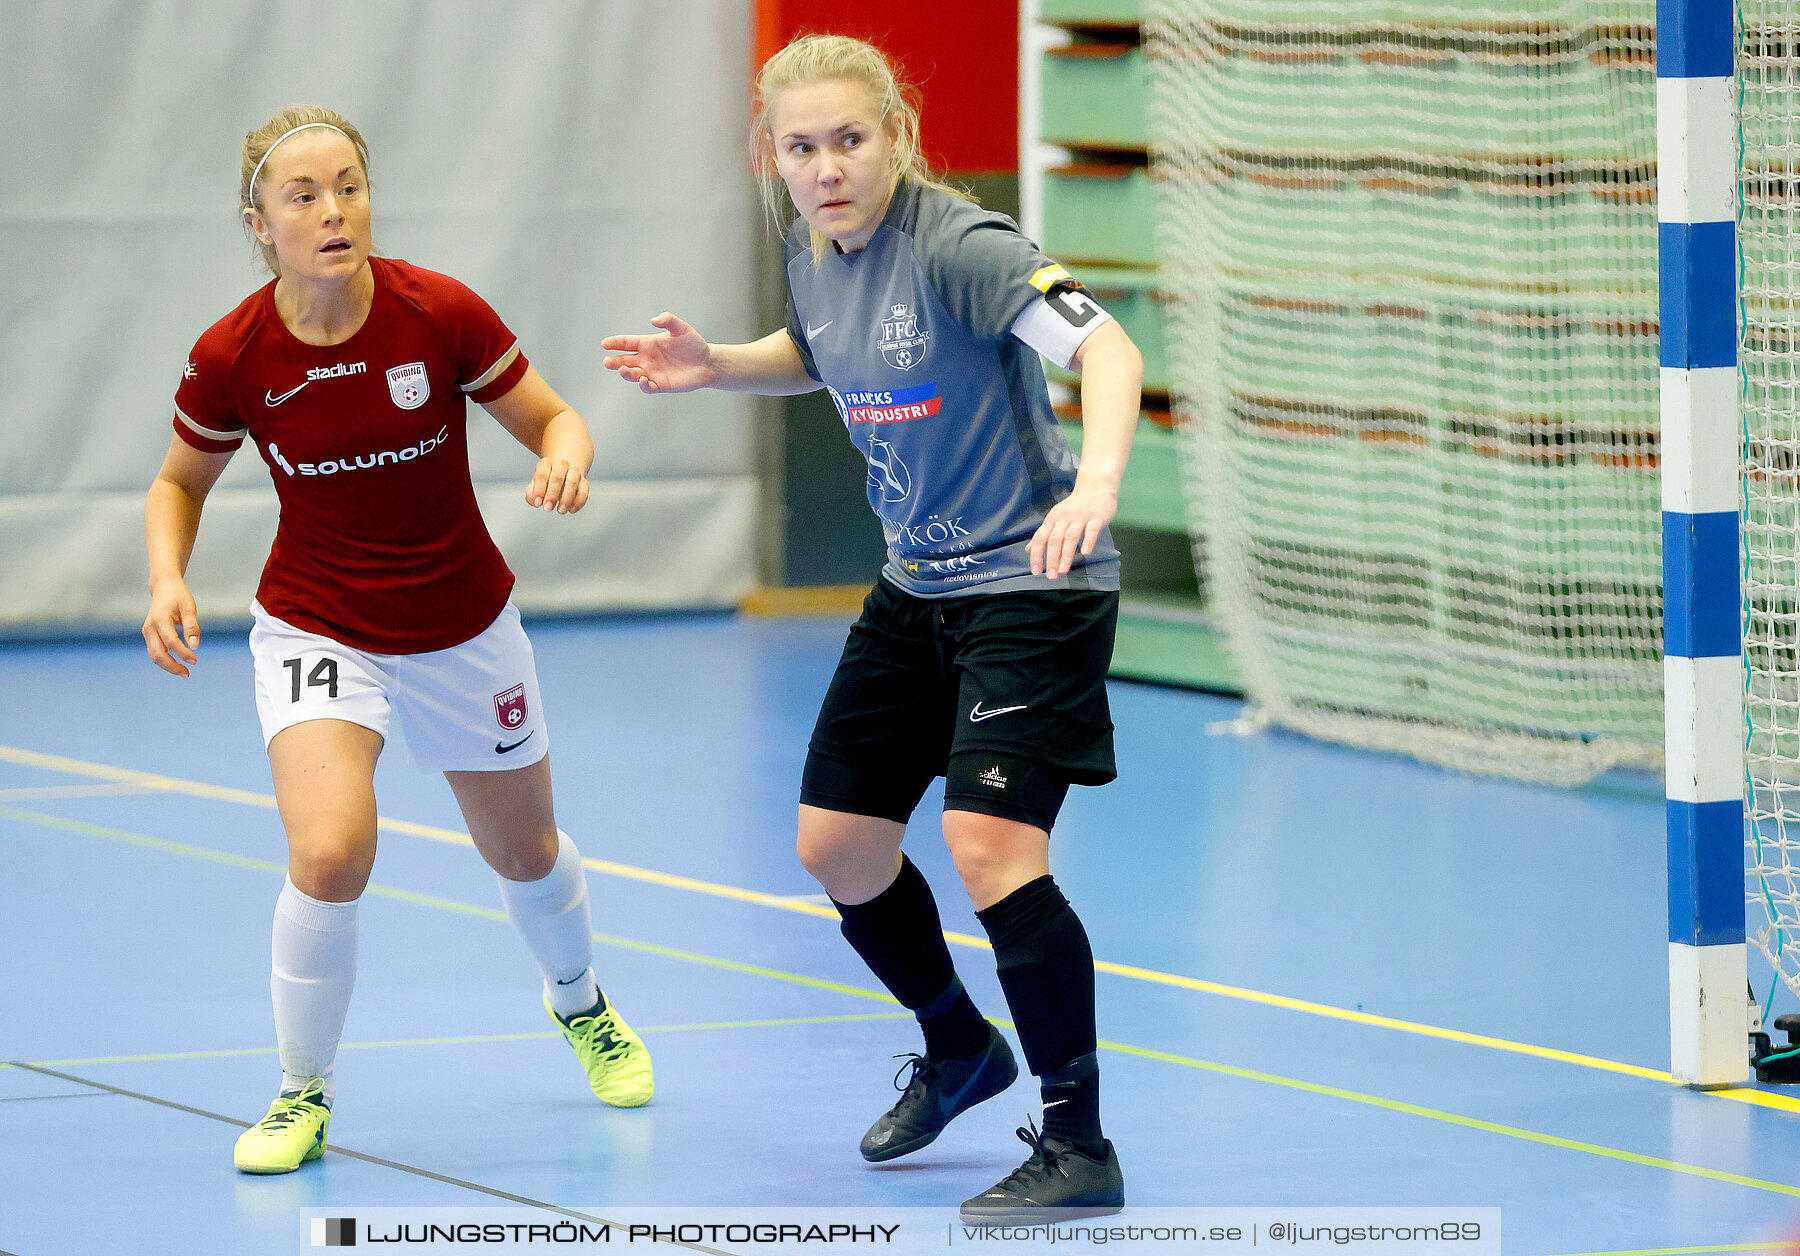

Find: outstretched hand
[601,313,715,394]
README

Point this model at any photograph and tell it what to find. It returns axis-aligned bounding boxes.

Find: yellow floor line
[5,800,1799,1198]
[1543,1246,1792,1256]
[1,744,1794,1115]
[1095,1038,1800,1198]
[0,802,902,1006]
[0,745,281,809]
[0,783,162,802]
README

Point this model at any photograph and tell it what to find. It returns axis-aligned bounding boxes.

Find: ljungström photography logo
[312,1216,356,1246]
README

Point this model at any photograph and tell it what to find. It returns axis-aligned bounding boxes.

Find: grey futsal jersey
[785,180,1120,597]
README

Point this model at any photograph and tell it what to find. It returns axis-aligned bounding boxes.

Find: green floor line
[6,802,1798,1200]
[8,1046,279,1069]
[5,1014,916,1071]
[635,1013,914,1033]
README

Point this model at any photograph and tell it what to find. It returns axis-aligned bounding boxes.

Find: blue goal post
[1659,0,1749,1089]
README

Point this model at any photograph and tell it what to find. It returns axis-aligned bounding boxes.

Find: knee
[288,842,373,902]
[795,827,875,895]
[943,826,1005,902]
[797,811,903,904]
[943,812,1048,911]
[488,828,559,883]
[794,827,837,884]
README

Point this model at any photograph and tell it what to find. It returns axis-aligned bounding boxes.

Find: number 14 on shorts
[283,656,340,702]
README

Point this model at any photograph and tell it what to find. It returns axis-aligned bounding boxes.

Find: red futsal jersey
[173,257,530,654]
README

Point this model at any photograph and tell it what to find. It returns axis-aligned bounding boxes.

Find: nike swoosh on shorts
[495,731,535,754]
[806,320,832,338]
[969,703,1029,723]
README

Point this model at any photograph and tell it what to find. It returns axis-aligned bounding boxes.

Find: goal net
[1145,2,1664,788]
[1742,2,1800,1000]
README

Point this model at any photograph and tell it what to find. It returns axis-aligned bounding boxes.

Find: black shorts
[800,578,1119,832]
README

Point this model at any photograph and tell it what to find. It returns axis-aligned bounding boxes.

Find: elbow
[1109,320,1144,377]
[1118,335,1144,386]
[1100,334,1144,393]
[1074,322,1143,384]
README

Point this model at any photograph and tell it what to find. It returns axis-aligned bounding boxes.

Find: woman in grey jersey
[602,35,1141,1222]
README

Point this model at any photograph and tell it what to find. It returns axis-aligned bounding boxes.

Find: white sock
[497,829,599,1017]
[270,877,359,1104]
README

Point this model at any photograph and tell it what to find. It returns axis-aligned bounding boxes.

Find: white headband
[245,122,356,206]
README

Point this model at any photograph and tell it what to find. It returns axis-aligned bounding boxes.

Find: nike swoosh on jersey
[495,731,535,754]
[265,381,310,406]
[969,703,1029,722]
[805,320,832,339]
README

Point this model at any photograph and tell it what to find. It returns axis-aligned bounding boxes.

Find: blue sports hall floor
[3,610,1800,1255]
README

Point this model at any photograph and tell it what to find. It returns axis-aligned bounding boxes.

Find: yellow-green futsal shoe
[234,1078,330,1173]
[548,994,654,1107]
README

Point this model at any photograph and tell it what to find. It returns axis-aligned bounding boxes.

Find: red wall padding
[754,1,1019,175]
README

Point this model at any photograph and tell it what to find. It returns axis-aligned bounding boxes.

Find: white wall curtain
[0,0,760,633]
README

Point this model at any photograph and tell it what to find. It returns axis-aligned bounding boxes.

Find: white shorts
[249,601,550,773]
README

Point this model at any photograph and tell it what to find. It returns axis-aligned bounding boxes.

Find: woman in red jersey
[142,106,651,1175]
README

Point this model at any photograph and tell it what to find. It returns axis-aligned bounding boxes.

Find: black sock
[915,975,991,1059]
[833,855,990,1058]
[1039,1053,1103,1158]
[976,875,1105,1155]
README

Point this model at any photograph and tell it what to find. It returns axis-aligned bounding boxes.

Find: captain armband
[1010,266,1113,369]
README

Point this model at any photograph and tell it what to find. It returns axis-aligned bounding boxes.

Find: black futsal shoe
[859,1024,1018,1162]
[959,1120,1125,1225]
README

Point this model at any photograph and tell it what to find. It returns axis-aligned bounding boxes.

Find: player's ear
[243,207,271,245]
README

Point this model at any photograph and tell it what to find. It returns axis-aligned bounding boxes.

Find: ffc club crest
[879,303,929,371]
[493,683,528,731]
[387,362,430,410]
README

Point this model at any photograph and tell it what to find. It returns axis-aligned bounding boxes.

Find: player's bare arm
[143,434,235,677]
[484,365,594,515]
[601,314,819,396]
[1029,320,1142,579]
